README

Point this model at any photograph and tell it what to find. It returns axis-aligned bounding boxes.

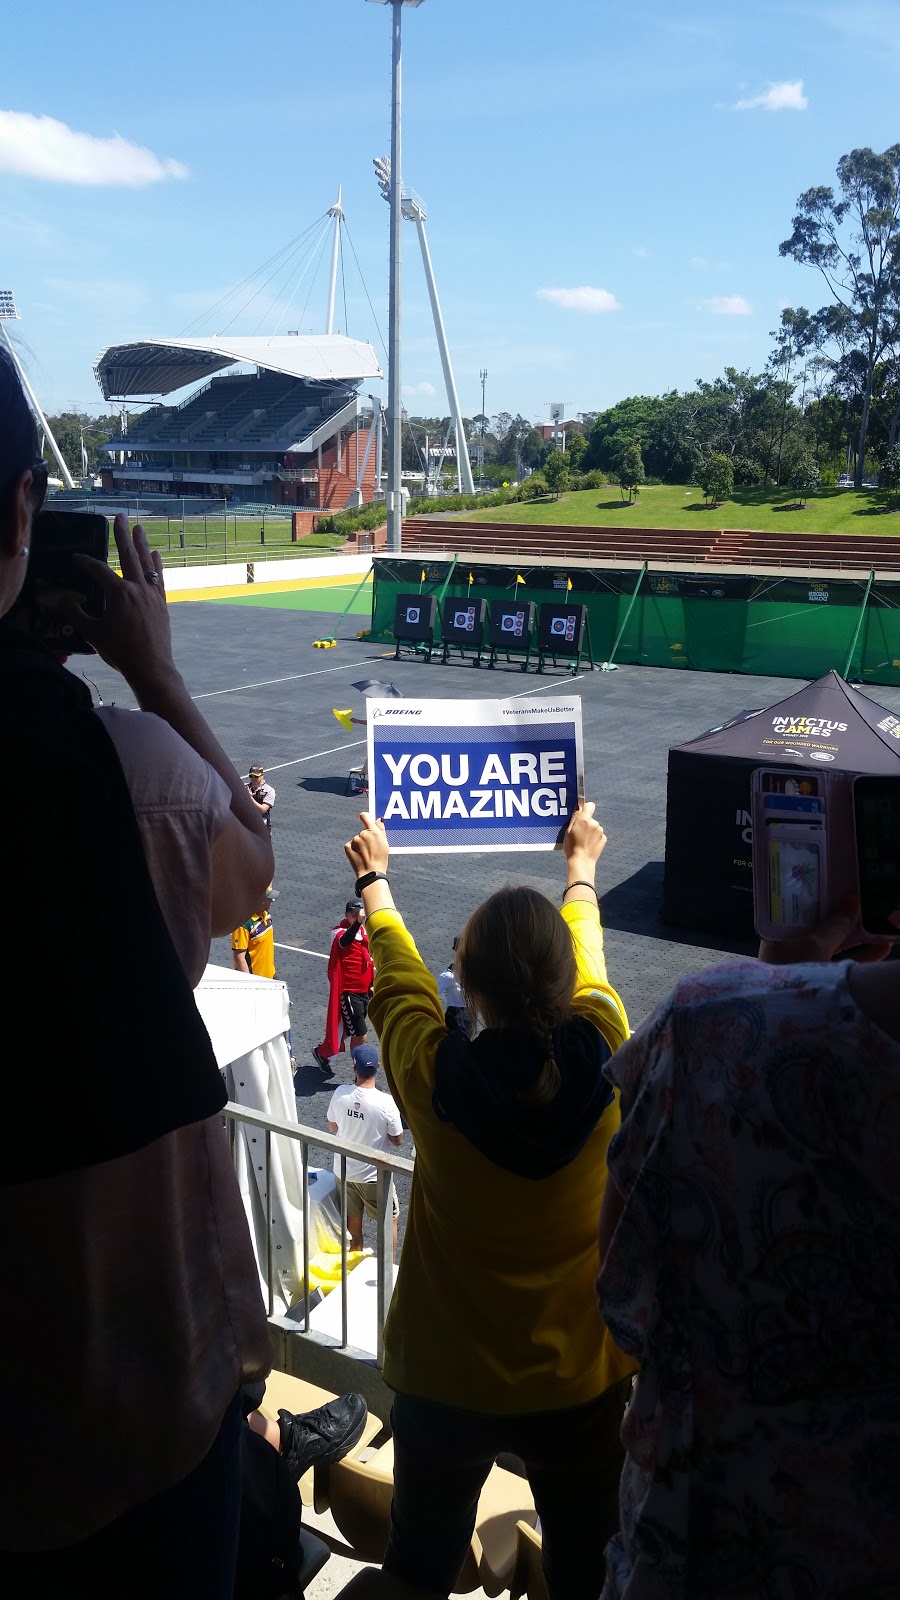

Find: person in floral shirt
[597,906,900,1600]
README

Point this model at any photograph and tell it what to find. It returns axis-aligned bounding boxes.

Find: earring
[20,545,29,557]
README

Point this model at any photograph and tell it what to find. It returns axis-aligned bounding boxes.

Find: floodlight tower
[367,0,426,551]
[0,291,76,489]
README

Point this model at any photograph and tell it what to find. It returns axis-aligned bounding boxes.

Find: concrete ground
[82,593,900,1251]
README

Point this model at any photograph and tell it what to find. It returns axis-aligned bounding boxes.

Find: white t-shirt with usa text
[327,1082,403,1182]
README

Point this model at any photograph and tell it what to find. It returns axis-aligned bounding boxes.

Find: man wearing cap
[312,899,375,1074]
[327,1045,403,1259]
[232,885,278,979]
[247,764,275,830]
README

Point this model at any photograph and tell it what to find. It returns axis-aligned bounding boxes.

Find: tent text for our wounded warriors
[367,698,585,853]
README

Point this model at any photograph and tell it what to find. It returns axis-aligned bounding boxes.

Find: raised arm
[73,516,273,934]
[344,813,446,1114]
[561,802,629,1050]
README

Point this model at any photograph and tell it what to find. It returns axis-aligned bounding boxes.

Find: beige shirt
[0,708,271,1551]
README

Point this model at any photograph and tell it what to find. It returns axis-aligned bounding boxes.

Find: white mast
[404,191,475,495]
[325,187,344,335]
[0,292,76,489]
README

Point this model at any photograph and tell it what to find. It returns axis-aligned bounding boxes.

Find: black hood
[432,1015,614,1180]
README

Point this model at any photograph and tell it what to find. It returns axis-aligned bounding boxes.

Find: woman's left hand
[345,812,390,878]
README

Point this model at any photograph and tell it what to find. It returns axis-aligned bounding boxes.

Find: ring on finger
[144,569,161,585]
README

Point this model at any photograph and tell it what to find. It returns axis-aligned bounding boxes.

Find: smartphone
[853,776,900,936]
[14,510,108,655]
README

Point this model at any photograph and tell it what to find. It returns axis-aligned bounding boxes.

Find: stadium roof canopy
[94,333,382,399]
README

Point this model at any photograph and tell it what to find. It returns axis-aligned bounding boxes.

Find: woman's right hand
[345,812,390,877]
[563,800,608,865]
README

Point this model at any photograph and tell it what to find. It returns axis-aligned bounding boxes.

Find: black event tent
[662,670,900,937]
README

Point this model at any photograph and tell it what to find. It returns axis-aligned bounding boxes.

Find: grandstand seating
[401,516,900,572]
[114,373,354,455]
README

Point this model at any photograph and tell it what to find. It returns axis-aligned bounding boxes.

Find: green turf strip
[209,584,373,614]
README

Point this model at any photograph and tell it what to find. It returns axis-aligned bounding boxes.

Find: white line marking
[509,675,586,697]
[275,941,328,960]
[254,739,366,776]
[239,667,582,781]
[193,659,369,700]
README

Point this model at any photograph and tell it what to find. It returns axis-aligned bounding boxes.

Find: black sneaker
[277,1394,368,1479]
[311,1046,332,1076]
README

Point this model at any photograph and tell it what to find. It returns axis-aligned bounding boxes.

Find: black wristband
[562,880,598,904]
[355,870,390,895]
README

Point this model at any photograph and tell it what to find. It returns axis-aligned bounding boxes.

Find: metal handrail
[223,1101,414,1367]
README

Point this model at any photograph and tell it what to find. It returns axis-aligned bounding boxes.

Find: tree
[788,447,821,507]
[779,145,900,486]
[881,443,900,505]
[566,429,587,470]
[700,452,734,507]
[45,409,125,477]
[614,441,645,502]
[522,471,548,500]
[519,428,545,469]
[544,449,570,499]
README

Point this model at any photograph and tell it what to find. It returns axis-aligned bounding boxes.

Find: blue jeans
[0,1393,243,1599]
[384,1381,631,1600]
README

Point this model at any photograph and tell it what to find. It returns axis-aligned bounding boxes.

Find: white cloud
[402,381,437,398]
[537,286,621,315]
[0,109,188,186]
[702,295,753,316]
[632,244,650,258]
[733,79,808,112]
[691,255,735,270]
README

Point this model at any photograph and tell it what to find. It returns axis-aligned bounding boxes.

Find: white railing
[223,1102,414,1366]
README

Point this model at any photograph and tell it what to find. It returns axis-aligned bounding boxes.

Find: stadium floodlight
[365,0,428,552]
[0,291,75,488]
[373,156,391,203]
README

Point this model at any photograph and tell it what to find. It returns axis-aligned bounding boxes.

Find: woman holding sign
[344,802,633,1600]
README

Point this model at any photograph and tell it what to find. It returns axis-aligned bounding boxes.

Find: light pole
[479,368,488,484]
[367,1,426,552]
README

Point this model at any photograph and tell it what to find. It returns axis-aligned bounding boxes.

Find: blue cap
[351,1045,379,1076]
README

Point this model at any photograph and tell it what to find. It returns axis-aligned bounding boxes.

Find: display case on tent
[662,671,900,938]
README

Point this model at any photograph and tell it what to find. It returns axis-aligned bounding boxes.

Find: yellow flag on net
[468,571,475,585]
[516,572,526,585]
[333,708,354,732]
[567,577,573,591]
[420,569,426,582]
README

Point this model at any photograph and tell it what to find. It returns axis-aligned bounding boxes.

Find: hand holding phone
[13,510,109,654]
[66,515,175,695]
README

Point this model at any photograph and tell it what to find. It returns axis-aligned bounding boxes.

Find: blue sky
[3,0,900,422]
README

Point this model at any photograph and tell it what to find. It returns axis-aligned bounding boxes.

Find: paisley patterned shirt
[598,958,900,1600]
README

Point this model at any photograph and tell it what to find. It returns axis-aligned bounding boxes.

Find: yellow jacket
[368,899,636,1415]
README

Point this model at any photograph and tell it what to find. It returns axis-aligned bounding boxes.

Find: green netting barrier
[369,559,900,686]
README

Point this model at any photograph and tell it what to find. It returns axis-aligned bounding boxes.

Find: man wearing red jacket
[312,898,375,1076]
